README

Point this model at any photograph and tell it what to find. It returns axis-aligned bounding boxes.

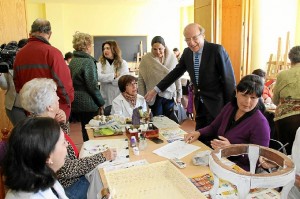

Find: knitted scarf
[122,92,137,107]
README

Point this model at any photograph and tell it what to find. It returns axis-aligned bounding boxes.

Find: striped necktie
[194,53,200,85]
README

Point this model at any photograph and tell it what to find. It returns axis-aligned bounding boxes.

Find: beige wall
[0,0,28,130]
[179,5,194,51]
[296,0,300,45]
[26,1,192,56]
[250,0,299,72]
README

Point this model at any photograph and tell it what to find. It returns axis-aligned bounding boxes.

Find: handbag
[174,103,187,124]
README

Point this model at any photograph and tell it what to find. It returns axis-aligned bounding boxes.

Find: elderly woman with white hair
[20,78,117,199]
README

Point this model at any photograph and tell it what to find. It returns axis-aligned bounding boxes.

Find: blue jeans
[149,95,178,123]
[65,176,89,199]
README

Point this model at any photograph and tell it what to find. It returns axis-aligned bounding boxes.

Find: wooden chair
[0,128,9,198]
[0,167,5,199]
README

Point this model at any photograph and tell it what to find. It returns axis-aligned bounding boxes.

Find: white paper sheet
[153,140,200,159]
[79,139,130,168]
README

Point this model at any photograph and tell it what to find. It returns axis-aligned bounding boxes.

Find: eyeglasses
[184,33,202,42]
[126,82,138,87]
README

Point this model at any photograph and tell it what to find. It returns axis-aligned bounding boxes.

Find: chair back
[104,105,112,116]
[269,138,288,155]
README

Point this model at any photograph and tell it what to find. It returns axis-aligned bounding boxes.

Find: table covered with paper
[85,116,281,199]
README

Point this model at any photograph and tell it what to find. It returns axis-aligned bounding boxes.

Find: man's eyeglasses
[126,82,138,87]
[184,33,202,42]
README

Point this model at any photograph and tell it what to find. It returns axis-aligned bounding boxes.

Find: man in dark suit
[145,23,236,144]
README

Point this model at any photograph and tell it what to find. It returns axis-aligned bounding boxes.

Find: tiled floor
[69,122,83,151]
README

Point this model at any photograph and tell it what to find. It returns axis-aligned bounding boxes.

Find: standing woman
[3,117,68,198]
[69,32,105,141]
[273,46,300,154]
[138,36,182,123]
[97,40,129,108]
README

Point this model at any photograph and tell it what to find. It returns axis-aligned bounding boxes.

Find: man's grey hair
[20,78,57,115]
[30,18,51,34]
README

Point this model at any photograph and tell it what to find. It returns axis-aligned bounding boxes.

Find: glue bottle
[130,136,137,148]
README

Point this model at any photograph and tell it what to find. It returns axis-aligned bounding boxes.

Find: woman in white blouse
[97,40,129,108]
[111,75,147,118]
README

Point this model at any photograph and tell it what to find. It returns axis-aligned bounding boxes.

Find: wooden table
[87,119,212,187]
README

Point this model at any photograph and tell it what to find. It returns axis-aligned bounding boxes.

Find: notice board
[93,36,147,62]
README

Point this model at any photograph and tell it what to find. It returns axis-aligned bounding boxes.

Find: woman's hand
[145,89,157,103]
[55,109,66,123]
[102,148,117,161]
[176,97,181,103]
[184,131,200,143]
[210,136,231,149]
[98,106,104,115]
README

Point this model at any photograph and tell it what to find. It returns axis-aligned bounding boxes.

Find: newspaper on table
[152,116,180,129]
[159,127,187,143]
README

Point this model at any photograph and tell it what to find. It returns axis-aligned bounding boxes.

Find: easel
[135,41,146,71]
[266,32,291,80]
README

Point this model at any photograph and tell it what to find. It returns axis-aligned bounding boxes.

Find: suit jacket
[157,41,236,118]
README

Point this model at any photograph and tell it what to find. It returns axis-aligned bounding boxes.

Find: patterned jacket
[69,51,105,112]
[57,123,107,188]
[273,63,300,121]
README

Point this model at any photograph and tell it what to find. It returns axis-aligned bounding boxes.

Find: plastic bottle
[130,136,137,147]
[139,134,147,151]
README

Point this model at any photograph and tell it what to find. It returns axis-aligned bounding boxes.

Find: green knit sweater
[69,51,104,112]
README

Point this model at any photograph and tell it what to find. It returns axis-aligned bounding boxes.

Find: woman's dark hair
[118,75,137,92]
[151,36,165,47]
[252,69,266,78]
[231,74,265,112]
[99,40,122,68]
[64,52,73,60]
[3,117,61,192]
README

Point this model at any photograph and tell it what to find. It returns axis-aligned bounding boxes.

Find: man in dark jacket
[145,23,236,144]
[13,18,74,119]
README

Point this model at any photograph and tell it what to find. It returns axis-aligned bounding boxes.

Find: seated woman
[19,78,117,199]
[3,117,68,198]
[111,75,147,118]
[185,74,270,171]
[252,69,273,104]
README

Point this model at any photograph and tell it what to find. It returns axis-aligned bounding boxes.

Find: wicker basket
[105,161,206,199]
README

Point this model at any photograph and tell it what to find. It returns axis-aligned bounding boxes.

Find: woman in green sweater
[69,32,105,141]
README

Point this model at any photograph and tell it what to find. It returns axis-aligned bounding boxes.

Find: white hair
[20,78,57,115]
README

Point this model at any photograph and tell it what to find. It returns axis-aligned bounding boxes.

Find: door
[0,0,28,130]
